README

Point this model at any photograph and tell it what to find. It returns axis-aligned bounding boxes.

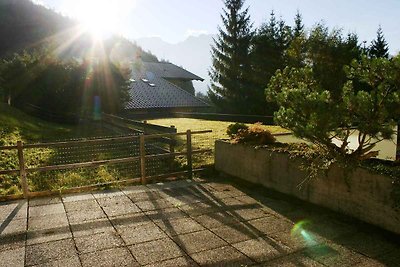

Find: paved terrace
[1,177,400,267]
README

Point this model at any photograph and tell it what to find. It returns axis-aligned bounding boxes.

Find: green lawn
[148,118,288,139]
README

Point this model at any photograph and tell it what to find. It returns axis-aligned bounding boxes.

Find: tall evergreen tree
[250,11,290,114]
[369,26,389,58]
[208,0,253,114]
[292,10,305,38]
[286,11,307,68]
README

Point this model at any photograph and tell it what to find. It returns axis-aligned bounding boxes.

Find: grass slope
[0,103,122,145]
[0,104,124,195]
[0,103,75,145]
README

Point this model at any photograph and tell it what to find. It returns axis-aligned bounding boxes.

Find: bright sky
[39,0,399,54]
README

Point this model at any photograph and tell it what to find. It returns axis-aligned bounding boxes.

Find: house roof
[143,62,204,81]
[125,63,209,110]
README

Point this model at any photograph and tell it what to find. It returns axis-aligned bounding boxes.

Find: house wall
[215,140,400,234]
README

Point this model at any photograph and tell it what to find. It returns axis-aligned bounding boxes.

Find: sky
[38,0,399,54]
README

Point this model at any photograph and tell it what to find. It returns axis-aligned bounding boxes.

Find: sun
[62,0,136,39]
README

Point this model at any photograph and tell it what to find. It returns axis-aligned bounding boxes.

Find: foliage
[266,55,400,161]
[270,143,334,182]
[208,0,254,114]
[230,123,276,145]
[0,50,130,118]
[227,123,249,138]
[369,26,389,59]
[305,25,362,99]
[208,4,367,115]
[250,11,291,114]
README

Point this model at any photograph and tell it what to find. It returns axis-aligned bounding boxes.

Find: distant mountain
[136,34,216,93]
[0,0,158,62]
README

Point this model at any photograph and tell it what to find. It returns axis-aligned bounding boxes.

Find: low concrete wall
[215,140,400,234]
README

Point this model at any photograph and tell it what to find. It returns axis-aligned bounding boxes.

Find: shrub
[266,55,400,161]
[231,123,276,145]
[227,123,249,138]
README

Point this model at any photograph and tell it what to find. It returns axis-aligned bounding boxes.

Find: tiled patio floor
[1,177,399,266]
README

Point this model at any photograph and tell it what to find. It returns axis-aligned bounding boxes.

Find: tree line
[0,49,130,120]
[208,0,391,115]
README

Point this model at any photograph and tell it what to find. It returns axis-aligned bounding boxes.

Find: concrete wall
[215,140,400,234]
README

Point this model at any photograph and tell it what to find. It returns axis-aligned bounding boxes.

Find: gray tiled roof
[143,62,204,81]
[125,63,209,110]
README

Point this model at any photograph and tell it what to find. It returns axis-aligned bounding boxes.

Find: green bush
[266,55,400,161]
[227,123,249,138]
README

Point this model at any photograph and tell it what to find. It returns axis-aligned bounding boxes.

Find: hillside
[0,0,158,62]
[0,103,117,145]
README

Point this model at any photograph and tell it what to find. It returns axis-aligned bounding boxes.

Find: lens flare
[291,220,318,246]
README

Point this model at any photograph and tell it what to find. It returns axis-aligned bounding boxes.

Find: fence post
[143,120,147,134]
[169,138,175,171]
[17,141,29,198]
[186,130,193,179]
[139,135,146,185]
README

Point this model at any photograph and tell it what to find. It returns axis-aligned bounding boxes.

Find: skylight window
[141,78,149,83]
[149,83,156,87]
[129,78,136,82]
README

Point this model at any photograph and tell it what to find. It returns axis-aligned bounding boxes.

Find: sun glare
[62,0,136,39]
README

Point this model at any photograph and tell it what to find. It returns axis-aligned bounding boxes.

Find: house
[124,61,210,115]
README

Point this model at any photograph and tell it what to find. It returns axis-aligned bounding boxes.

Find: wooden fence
[0,130,212,200]
[102,113,177,134]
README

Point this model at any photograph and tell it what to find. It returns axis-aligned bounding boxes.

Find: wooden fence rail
[102,113,177,134]
[0,130,212,199]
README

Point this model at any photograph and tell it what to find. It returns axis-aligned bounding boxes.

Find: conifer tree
[250,11,290,114]
[293,10,305,38]
[208,0,253,113]
[369,26,389,58]
[286,11,307,68]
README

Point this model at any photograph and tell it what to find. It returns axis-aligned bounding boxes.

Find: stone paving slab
[153,217,205,237]
[129,238,186,265]
[25,238,77,266]
[31,255,81,267]
[143,256,198,267]
[172,230,228,254]
[232,237,290,263]
[70,218,114,237]
[80,247,139,267]
[118,221,168,245]
[27,226,72,245]
[28,203,65,218]
[0,178,399,266]
[190,245,254,266]
[74,231,124,254]
[0,247,25,267]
